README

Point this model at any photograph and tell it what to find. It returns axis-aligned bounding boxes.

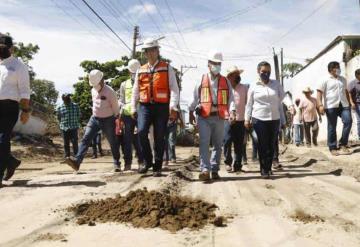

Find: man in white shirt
[347,68,360,141]
[0,34,31,186]
[189,51,234,181]
[317,61,355,156]
[131,38,179,177]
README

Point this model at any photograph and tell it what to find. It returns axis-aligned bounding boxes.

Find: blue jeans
[75,115,120,167]
[121,115,144,164]
[325,106,352,150]
[164,121,177,161]
[137,103,169,171]
[62,128,79,158]
[91,133,102,156]
[252,118,280,174]
[223,120,245,168]
[293,124,304,145]
[354,104,360,140]
[198,116,224,172]
[0,100,19,181]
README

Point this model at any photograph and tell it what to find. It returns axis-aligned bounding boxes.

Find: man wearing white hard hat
[223,66,248,173]
[131,38,180,177]
[117,59,144,171]
[63,69,121,172]
[189,51,234,181]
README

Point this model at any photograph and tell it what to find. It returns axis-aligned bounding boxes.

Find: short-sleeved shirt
[57,102,80,131]
[300,96,318,122]
[347,79,360,104]
[317,75,349,109]
[92,85,120,118]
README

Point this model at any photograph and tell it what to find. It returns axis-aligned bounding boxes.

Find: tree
[283,62,304,78]
[30,79,59,111]
[12,40,39,81]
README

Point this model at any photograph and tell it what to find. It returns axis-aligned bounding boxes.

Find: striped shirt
[57,102,80,131]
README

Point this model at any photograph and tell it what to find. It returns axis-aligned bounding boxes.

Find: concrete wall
[13,115,47,136]
[287,41,360,142]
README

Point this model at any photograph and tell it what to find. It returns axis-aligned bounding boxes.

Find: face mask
[0,47,11,60]
[260,71,271,82]
[234,75,241,84]
[335,68,341,76]
[210,64,221,75]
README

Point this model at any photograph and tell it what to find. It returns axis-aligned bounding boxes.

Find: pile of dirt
[68,188,219,232]
[290,209,325,224]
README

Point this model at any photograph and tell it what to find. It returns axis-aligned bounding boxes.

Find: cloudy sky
[1,0,359,104]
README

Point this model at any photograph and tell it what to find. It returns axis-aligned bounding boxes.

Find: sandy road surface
[1,146,360,247]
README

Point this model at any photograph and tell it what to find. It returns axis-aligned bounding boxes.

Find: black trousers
[0,100,19,180]
[62,128,79,158]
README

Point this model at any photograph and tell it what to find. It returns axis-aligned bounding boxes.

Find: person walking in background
[300,87,322,147]
[291,98,304,146]
[189,51,233,181]
[223,66,247,173]
[118,59,144,170]
[163,109,183,166]
[0,34,31,185]
[131,38,179,177]
[245,61,285,179]
[63,69,121,172]
[57,93,80,159]
[91,130,103,159]
[317,61,354,156]
[348,68,360,141]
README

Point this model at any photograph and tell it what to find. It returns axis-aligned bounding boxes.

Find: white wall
[13,115,47,136]
[288,41,360,142]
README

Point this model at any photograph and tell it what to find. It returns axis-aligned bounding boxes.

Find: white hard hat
[226,65,244,76]
[89,69,104,86]
[208,50,223,63]
[127,59,141,73]
[142,38,160,50]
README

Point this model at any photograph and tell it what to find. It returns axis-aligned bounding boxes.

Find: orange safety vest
[199,74,230,119]
[138,61,170,104]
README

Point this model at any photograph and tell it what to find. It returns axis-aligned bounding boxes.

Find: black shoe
[261,171,270,179]
[113,166,121,172]
[233,165,242,172]
[211,172,220,180]
[124,162,132,171]
[4,158,21,181]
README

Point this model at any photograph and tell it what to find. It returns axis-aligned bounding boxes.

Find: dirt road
[1,146,360,247]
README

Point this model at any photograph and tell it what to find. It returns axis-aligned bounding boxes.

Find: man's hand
[20,112,30,124]
[132,112,138,120]
[189,111,196,125]
[318,105,325,115]
[169,109,178,122]
[244,120,252,129]
[229,111,236,124]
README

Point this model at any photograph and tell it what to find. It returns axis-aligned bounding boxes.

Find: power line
[273,0,331,44]
[80,0,132,52]
[99,0,133,35]
[181,0,273,33]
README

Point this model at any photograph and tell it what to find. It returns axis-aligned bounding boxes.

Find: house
[285,35,360,141]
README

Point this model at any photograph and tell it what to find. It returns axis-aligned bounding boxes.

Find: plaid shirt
[57,102,80,131]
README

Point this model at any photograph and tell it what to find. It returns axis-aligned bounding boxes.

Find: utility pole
[273,48,280,81]
[132,26,139,58]
[280,48,284,87]
[180,65,197,81]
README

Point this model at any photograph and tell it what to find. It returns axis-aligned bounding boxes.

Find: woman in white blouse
[245,61,285,179]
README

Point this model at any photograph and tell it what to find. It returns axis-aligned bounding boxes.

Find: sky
[1,0,359,105]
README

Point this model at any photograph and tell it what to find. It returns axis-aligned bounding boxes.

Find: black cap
[0,34,13,48]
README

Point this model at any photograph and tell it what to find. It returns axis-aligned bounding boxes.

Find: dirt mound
[68,188,219,233]
[290,209,325,224]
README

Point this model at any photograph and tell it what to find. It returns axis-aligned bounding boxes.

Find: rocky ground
[0,139,360,247]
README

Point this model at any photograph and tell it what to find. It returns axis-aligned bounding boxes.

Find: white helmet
[208,50,223,63]
[142,38,160,50]
[89,69,104,87]
[127,59,141,73]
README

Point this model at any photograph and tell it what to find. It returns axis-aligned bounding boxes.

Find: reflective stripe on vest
[199,74,229,119]
[138,61,170,104]
[122,79,133,116]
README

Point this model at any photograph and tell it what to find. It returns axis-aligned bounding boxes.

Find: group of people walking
[1,33,360,187]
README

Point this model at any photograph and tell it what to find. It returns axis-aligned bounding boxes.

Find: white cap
[127,59,141,73]
[89,69,104,87]
[226,65,244,76]
[142,38,160,50]
[208,50,223,63]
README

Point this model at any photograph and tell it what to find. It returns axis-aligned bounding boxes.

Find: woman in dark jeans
[0,34,31,186]
[244,61,285,178]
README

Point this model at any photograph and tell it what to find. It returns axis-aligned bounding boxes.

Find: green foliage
[30,79,59,111]
[283,62,304,78]
[13,41,39,81]
[353,49,360,57]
